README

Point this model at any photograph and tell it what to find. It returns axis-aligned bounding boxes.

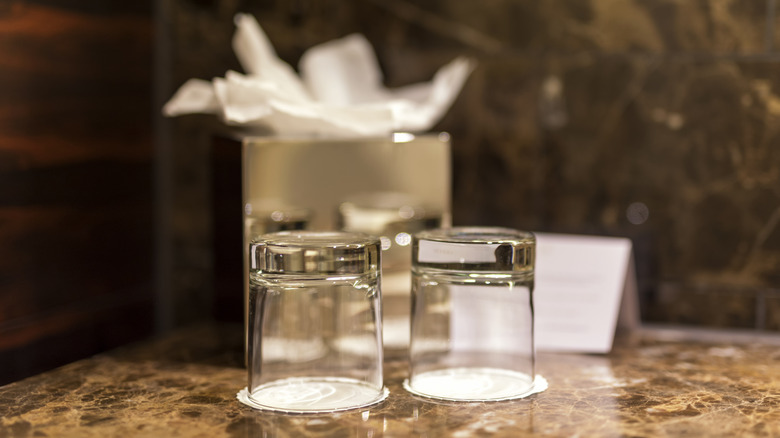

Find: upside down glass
[245,231,388,413]
[404,227,536,401]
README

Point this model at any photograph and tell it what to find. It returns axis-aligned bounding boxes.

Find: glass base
[241,377,388,413]
[403,367,535,401]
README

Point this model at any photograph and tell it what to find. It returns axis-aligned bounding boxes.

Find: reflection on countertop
[1,323,779,437]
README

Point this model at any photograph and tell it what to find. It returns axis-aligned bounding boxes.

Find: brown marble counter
[2,323,780,437]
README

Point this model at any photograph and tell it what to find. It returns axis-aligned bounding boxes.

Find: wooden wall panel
[0,1,154,384]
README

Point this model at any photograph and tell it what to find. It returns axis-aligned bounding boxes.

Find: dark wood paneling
[0,1,154,384]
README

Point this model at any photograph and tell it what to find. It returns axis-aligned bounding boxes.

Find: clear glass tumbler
[404,227,536,401]
[246,231,388,413]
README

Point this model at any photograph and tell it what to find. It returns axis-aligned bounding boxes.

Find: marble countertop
[2,323,779,437]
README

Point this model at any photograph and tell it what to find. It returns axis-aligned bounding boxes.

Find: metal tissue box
[211,132,452,356]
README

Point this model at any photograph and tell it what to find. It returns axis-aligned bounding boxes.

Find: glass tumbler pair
[244,227,535,412]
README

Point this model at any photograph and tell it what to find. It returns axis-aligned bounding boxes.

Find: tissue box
[211,132,452,322]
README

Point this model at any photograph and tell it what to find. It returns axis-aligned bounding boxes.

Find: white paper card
[534,232,639,353]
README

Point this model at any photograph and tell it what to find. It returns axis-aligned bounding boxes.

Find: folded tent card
[163,13,476,137]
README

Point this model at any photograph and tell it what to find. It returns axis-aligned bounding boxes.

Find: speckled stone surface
[2,324,780,437]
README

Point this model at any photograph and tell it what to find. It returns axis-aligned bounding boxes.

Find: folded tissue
[163,13,475,137]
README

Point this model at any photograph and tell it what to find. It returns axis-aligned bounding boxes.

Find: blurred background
[1,0,779,384]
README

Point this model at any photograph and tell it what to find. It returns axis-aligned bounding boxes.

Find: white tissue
[163,13,475,137]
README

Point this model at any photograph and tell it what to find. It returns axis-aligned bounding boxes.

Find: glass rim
[412,227,534,272]
[250,231,381,275]
[414,227,535,245]
[250,230,379,248]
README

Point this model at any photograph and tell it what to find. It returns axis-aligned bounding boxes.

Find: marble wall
[159,0,780,330]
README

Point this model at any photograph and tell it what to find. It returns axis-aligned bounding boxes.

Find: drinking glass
[404,227,536,401]
[245,231,388,413]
